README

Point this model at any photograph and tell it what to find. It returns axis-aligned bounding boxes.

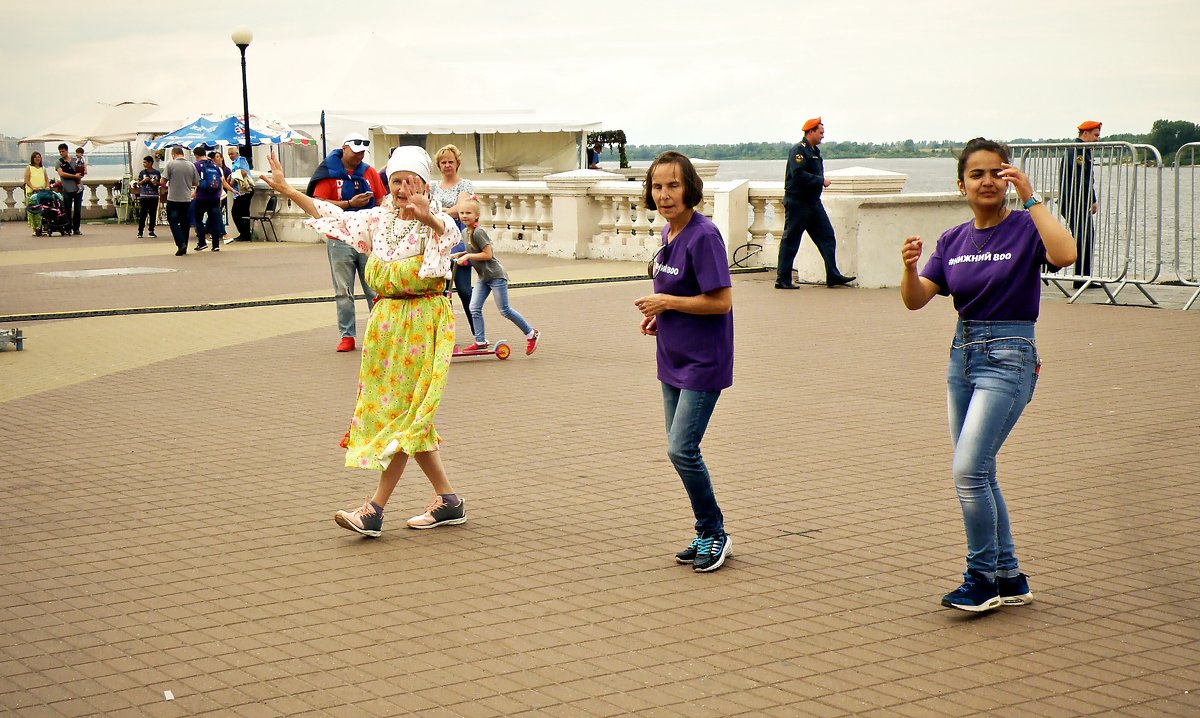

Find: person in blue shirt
[226,146,253,241]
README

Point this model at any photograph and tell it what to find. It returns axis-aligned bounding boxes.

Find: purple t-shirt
[920,210,1048,321]
[193,159,223,201]
[652,212,734,392]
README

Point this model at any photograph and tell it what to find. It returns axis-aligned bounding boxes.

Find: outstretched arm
[258,152,320,219]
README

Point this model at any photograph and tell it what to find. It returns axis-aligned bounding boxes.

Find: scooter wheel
[495,342,511,360]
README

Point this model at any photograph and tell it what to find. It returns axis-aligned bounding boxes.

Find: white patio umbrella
[21,101,159,146]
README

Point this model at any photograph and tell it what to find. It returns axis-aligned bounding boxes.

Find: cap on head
[802,117,822,132]
[341,132,370,154]
[1077,120,1102,131]
[385,146,432,184]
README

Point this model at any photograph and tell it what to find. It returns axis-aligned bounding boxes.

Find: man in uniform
[777,117,855,289]
[1058,120,1101,285]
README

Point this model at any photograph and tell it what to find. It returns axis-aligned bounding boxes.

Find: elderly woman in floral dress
[260,146,467,536]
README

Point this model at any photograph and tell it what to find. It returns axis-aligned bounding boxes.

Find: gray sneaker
[406,496,466,529]
[334,499,382,537]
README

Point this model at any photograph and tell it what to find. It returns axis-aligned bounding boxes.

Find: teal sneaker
[692,532,732,573]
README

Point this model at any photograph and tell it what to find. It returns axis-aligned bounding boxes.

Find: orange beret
[1077,120,1102,131]
[802,117,822,132]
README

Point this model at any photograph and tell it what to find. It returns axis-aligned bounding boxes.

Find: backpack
[199,161,222,192]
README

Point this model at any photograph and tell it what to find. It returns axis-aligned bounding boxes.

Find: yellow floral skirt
[344,254,454,470]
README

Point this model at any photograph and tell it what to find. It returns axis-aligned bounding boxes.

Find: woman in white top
[428,144,476,335]
[260,147,469,536]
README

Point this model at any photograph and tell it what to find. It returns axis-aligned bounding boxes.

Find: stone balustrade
[5,171,972,288]
[264,170,970,288]
[0,178,127,222]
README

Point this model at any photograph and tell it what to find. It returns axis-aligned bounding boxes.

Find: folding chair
[247,195,279,242]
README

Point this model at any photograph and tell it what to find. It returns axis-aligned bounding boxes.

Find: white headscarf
[385,146,432,184]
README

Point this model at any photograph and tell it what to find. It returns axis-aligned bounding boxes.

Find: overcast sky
[7,0,1198,145]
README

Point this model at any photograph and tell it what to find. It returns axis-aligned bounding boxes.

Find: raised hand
[998,163,1033,203]
[402,177,433,219]
[901,235,923,271]
[258,151,289,194]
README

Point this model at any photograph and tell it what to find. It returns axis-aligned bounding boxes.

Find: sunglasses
[647,244,666,279]
[347,140,371,148]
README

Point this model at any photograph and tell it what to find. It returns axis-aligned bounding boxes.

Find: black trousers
[137,198,158,235]
[231,193,252,239]
[166,201,191,250]
[61,190,80,233]
[777,198,841,283]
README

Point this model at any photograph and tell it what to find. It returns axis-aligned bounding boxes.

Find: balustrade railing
[471,181,553,253]
[0,178,125,221]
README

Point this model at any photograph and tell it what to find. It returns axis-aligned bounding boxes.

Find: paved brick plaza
[2,222,1198,717]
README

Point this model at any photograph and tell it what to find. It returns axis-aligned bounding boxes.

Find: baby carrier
[29,190,71,236]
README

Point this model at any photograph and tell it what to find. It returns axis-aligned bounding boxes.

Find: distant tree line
[622,119,1200,162]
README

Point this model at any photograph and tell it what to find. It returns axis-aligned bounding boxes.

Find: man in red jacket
[306,133,388,352]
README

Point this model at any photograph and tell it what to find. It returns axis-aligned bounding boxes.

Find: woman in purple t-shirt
[634,152,734,573]
[900,138,1077,613]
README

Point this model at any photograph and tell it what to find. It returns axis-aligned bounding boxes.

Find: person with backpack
[193,146,234,252]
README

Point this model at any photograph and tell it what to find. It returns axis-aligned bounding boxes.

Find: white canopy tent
[21,101,159,146]
[21,101,160,175]
[284,111,603,180]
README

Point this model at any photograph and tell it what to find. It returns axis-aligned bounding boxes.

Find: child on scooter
[455,198,541,355]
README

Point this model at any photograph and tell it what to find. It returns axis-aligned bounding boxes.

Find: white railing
[0,178,126,221]
[471,181,553,254]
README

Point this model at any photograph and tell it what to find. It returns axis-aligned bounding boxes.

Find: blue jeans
[662,383,724,536]
[193,198,224,243]
[328,241,376,338]
[469,278,532,344]
[947,319,1039,580]
[451,241,474,335]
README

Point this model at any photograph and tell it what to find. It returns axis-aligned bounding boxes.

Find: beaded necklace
[383,210,425,254]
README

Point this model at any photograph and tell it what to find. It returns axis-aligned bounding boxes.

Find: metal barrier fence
[1176,143,1200,310]
[1010,141,1161,306]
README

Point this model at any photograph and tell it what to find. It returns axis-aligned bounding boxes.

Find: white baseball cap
[341,132,370,153]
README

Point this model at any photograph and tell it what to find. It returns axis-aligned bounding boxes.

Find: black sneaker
[998,573,1034,606]
[941,570,1001,612]
[137,233,143,238]
[675,535,702,564]
[692,532,732,573]
[194,243,208,251]
[334,499,383,537]
[149,231,157,237]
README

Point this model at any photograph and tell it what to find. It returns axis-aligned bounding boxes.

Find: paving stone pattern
[1,224,1198,716]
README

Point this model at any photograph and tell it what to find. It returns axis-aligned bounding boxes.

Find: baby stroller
[29,189,71,236]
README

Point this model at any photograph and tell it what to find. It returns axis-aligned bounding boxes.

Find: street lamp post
[230,26,253,170]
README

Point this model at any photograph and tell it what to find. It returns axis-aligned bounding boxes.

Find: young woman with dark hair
[900,138,1077,611]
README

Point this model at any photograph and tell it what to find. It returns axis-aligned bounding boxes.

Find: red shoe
[462,342,489,352]
[336,337,355,352]
[525,329,540,355]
